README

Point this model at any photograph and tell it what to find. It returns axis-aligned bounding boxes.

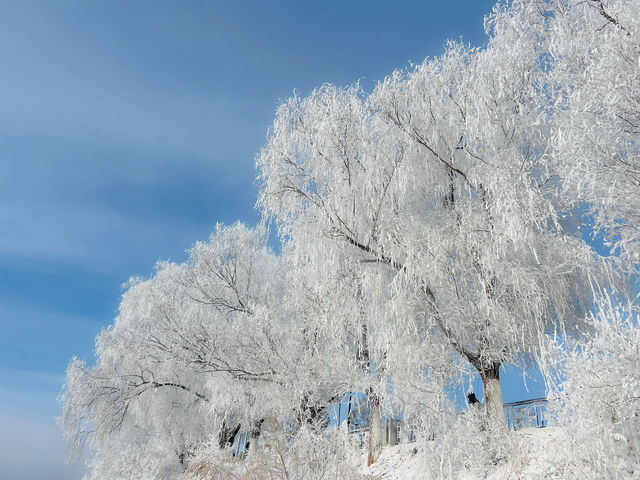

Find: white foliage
[60,223,344,478]
[184,428,365,480]
[59,1,640,478]
[549,295,640,478]
[256,4,600,421]
[542,0,640,262]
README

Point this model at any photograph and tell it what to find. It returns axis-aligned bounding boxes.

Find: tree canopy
[60,1,640,478]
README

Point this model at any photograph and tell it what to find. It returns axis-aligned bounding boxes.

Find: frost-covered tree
[538,0,640,263]
[60,1,640,477]
[60,223,335,477]
[281,235,397,465]
[550,295,640,478]
[257,4,597,429]
[60,262,213,477]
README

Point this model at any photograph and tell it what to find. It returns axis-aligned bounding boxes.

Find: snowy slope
[360,427,640,480]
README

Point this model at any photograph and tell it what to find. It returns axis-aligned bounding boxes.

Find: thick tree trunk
[367,391,382,466]
[479,363,504,425]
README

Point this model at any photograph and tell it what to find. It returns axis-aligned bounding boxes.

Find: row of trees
[60,1,640,478]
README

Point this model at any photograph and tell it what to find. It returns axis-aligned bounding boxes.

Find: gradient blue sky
[0,1,510,478]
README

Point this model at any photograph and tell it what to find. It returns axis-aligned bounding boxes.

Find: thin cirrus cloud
[0,190,251,270]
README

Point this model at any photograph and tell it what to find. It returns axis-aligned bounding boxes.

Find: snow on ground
[361,443,425,480]
[486,427,566,480]
[359,427,597,480]
[183,423,640,480]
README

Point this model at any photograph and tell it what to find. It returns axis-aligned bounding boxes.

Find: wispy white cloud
[0,201,125,262]
[0,3,264,164]
[0,366,64,388]
[0,364,69,422]
[0,193,241,274]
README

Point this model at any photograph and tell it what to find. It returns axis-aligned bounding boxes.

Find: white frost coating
[60,223,353,478]
[58,1,640,478]
[548,294,640,478]
[256,0,604,429]
[539,0,640,265]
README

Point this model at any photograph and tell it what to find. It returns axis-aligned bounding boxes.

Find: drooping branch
[148,381,209,403]
[590,0,631,35]
[333,225,479,365]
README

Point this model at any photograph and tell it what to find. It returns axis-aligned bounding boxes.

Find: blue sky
[0,1,498,478]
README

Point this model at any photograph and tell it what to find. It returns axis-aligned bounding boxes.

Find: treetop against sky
[13,1,630,478]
